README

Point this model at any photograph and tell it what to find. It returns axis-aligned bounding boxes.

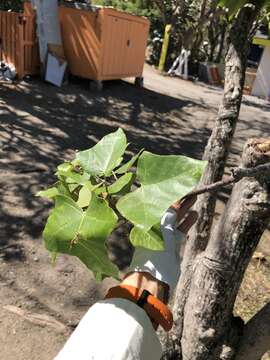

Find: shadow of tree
[0,78,213,254]
[2,76,269,268]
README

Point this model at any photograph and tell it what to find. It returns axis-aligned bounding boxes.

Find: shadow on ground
[0,78,212,266]
[2,76,270,266]
[1,70,270,360]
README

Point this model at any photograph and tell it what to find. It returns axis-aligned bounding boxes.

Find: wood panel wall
[0,8,39,79]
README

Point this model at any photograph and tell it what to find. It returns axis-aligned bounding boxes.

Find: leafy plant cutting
[38,128,206,281]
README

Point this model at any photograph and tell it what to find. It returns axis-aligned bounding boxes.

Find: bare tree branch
[151,0,167,23]
[182,161,270,199]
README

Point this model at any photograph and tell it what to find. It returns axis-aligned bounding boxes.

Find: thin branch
[3,305,70,335]
[112,171,118,181]
[182,162,270,200]
[151,0,167,23]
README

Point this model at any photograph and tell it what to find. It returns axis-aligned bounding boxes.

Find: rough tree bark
[181,138,270,359]
[161,3,264,359]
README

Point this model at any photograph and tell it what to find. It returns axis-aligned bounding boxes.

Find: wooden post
[158,24,171,72]
[16,15,25,79]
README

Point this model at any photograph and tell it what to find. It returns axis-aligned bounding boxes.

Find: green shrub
[0,0,23,11]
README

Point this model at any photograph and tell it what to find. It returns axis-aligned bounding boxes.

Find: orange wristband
[105,284,173,332]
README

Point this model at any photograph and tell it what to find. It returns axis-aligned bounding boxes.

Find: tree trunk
[215,21,227,64]
[181,138,270,360]
[161,3,263,359]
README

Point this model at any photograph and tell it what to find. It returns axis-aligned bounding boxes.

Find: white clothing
[55,208,185,360]
[55,298,162,360]
[127,209,185,290]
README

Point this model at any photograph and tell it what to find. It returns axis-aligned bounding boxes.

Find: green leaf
[76,128,127,176]
[108,173,136,195]
[218,0,248,16]
[93,173,135,197]
[36,187,59,199]
[37,178,82,201]
[68,183,80,193]
[76,180,104,208]
[57,162,73,173]
[51,252,58,265]
[115,149,144,174]
[77,182,93,208]
[43,194,119,280]
[117,151,206,231]
[130,223,164,250]
[58,182,73,197]
[57,162,90,185]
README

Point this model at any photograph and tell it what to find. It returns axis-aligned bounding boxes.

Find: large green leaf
[117,151,206,231]
[43,194,119,280]
[76,128,127,176]
[130,223,164,251]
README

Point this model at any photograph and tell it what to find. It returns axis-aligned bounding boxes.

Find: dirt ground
[1,64,270,359]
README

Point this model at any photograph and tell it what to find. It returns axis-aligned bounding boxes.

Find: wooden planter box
[59,6,150,84]
[0,3,39,79]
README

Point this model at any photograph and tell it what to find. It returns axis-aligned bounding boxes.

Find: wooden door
[122,20,148,76]
[22,14,39,76]
[101,14,131,78]
[0,10,38,79]
[0,11,18,67]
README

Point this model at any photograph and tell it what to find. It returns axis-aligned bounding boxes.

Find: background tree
[148,0,230,70]
[0,0,23,11]
[92,0,230,70]
[161,1,270,359]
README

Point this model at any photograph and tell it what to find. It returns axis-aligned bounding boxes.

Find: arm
[121,195,198,306]
[54,196,197,360]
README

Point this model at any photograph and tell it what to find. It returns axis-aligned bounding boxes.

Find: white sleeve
[55,299,162,360]
[126,209,185,291]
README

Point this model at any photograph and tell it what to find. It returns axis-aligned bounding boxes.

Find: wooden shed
[0,3,39,79]
[0,2,149,87]
[59,5,150,89]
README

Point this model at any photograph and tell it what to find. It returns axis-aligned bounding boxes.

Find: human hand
[123,195,197,298]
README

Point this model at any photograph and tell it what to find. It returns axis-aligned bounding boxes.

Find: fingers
[171,195,197,222]
[178,210,198,235]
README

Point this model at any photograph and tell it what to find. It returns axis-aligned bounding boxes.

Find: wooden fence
[0,9,39,79]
